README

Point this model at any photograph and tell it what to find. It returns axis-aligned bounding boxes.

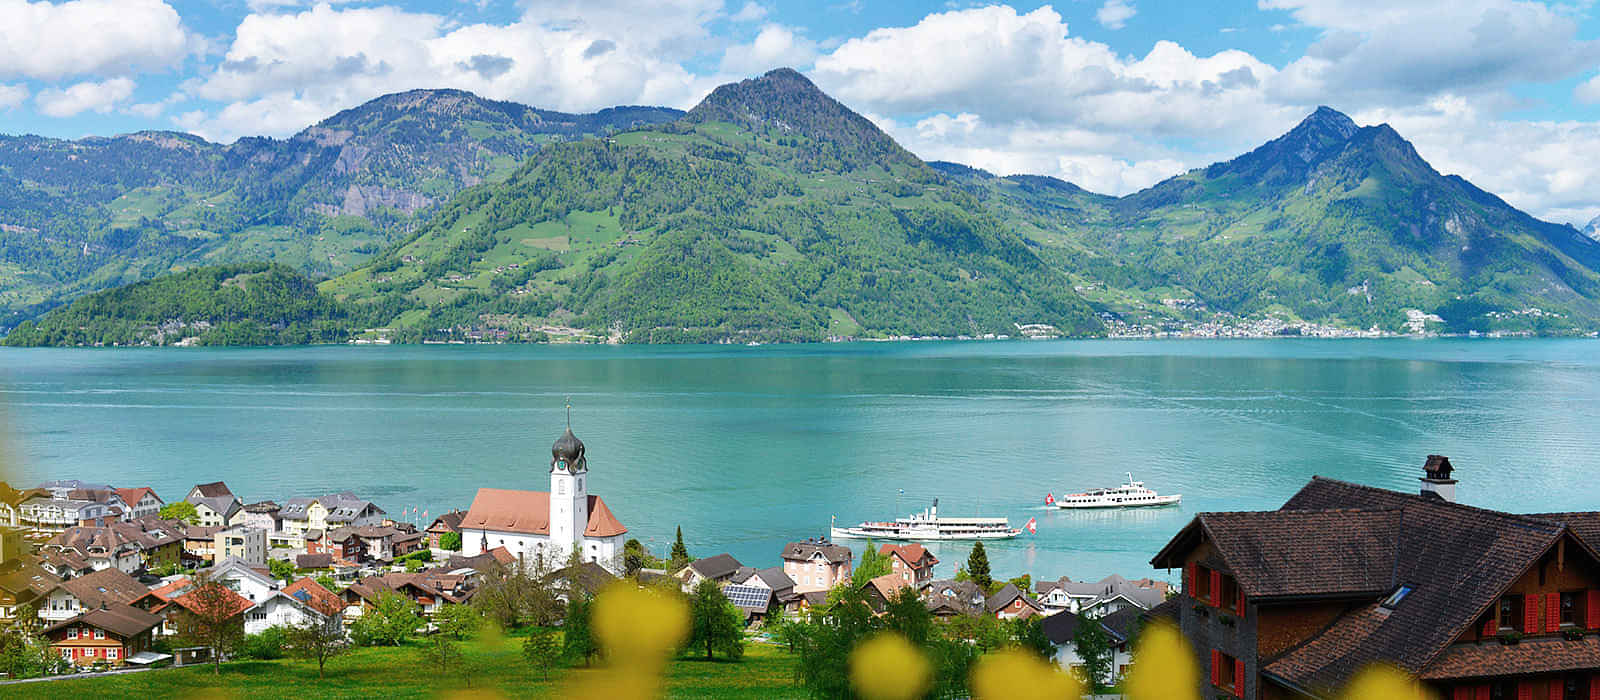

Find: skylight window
[1380,585,1413,610]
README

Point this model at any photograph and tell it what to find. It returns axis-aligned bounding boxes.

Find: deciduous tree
[173,574,247,675]
[522,629,561,679]
[286,620,347,678]
[159,501,199,525]
[1072,611,1114,692]
[562,594,599,667]
[688,579,744,661]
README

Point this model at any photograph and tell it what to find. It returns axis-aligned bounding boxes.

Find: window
[1561,591,1579,627]
[1380,585,1413,610]
[1498,595,1523,630]
[1219,575,1240,612]
[68,628,78,639]
[1489,680,1515,700]
[107,648,118,660]
[94,629,105,640]
[1195,565,1213,602]
[1565,675,1585,700]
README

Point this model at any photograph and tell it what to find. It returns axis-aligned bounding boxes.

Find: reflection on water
[1,338,1598,583]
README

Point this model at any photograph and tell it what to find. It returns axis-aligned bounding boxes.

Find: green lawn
[5,639,803,699]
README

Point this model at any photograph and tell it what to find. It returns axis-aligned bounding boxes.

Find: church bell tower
[549,404,589,563]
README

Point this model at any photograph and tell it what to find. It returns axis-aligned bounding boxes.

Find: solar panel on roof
[722,584,771,611]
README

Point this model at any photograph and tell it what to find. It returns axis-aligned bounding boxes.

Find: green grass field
[3,639,803,700]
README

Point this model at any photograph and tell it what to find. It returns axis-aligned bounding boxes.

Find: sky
[2,0,1600,226]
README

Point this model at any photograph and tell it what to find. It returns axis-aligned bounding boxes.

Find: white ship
[1049,473,1181,509]
[831,499,1023,541]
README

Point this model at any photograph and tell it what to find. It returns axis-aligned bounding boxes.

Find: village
[0,430,1596,698]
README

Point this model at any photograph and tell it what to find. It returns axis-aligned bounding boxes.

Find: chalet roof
[283,577,346,617]
[1205,477,1584,693]
[445,547,515,573]
[865,573,909,601]
[880,543,938,568]
[296,553,334,569]
[542,561,617,597]
[782,540,851,564]
[190,482,234,499]
[688,553,743,580]
[281,492,382,521]
[1418,636,1600,680]
[171,584,255,618]
[926,579,984,604]
[114,487,161,507]
[428,511,466,532]
[0,561,60,597]
[459,489,627,538]
[1152,509,1404,598]
[44,603,163,638]
[749,566,795,592]
[51,567,147,608]
[984,583,1040,614]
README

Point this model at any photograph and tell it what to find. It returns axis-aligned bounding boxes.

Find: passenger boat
[1048,473,1181,509]
[831,499,1023,541]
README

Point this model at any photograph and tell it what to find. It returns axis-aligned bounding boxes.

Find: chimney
[1420,455,1457,502]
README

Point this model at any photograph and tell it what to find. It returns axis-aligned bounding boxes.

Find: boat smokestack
[932,498,938,519]
[1420,455,1457,502]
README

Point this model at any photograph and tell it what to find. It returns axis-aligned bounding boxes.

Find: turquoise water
[2,339,1597,586]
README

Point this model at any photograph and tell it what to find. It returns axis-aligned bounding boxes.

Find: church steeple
[549,401,590,563]
[551,399,587,473]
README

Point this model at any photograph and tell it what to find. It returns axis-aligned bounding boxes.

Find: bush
[238,626,290,660]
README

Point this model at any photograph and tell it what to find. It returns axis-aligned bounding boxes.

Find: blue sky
[2,0,1600,224]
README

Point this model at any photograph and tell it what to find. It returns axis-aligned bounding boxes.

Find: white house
[113,488,164,521]
[459,423,628,572]
[202,557,279,605]
[1035,574,1169,616]
[1042,606,1138,684]
[213,525,267,566]
[19,497,113,533]
[278,493,386,537]
[186,482,242,528]
[245,591,333,635]
[38,568,148,623]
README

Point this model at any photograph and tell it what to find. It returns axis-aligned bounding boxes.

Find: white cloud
[0,0,191,81]
[1096,0,1136,29]
[181,3,723,141]
[0,83,26,110]
[34,77,135,117]
[729,1,767,22]
[1577,74,1600,104]
[720,24,818,74]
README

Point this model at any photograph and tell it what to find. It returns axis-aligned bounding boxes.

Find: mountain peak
[1202,106,1361,185]
[686,68,916,169]
[1585,215,1600,240]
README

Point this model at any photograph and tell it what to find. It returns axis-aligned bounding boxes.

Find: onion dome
[551,427,586,471]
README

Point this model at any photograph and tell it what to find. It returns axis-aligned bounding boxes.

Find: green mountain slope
[0,91,681,329]
[321,69,1103,342]
[1,262,348,347]
[942,108,1600,334]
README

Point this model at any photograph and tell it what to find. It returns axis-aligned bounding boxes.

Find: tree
[688,579,744,661]
[472,556,561,629]
[562,594,599,667]
[1011,615,1054,661]
[792,583,878,699]
[419,632,468,687]
[238,626,289,659]
[439,531,462,551]
[669,526,691,571]
[286,620,347,679]
[435,603,481,640]
[623,538,656,576]
[268,558,296,583]
[172,574,247,675]
[881,587,933,646]
[350,592,422,647]
[315,575,340,593]
[522,629,562,680]
[159,501,200,525]
[0,608,50,680]
[1005,574,1032,596]
[853,539,891,584]
[1072,611,1114,692]
[965,542,993,593]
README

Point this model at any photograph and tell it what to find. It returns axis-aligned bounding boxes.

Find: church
[459,422,629,572]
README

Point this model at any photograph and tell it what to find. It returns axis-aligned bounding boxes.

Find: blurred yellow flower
[1338,664,1424,700]
[1123,621,1200,700]
[850,633,932,700]
[593,582,689,662]
[970,648,1082,700]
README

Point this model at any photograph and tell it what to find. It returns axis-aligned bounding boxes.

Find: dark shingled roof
[1205,477,1582,694]
[1418,636,1600,680]
[1152,509,1402,598]
[44,603,163,638]
[782,541,851,564]
[688,553,743,580]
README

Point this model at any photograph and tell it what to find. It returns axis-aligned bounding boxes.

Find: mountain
[943,107,1600,334]
[1585,215,1600,241]
[1,262,348,347]
[0,91,682,329]
[320,68,1102,342]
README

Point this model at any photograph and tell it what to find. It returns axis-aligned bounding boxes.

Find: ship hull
[830,526,1020,541]
[1055,495,1182,510]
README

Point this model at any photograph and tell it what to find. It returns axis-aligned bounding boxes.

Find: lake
[2,339,1597,586]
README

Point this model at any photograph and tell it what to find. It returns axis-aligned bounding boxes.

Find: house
[237,502,282,533]
[343,570,471,618]
[182,525,222,563]
[327,525,413,564]
[1035,573,1169,616]
[0,482,43,526]
[427,511,466,549]
[542,561,616,602]
[295,553,334,570]
[723,583,778,625]
[864,573,911,613]
[186,482,243,528]
[283,577,347,624]
[985,582,1045,620]
[167,583,255,642]
[0,560,60,622]
[925,579,986,613]
[458,424,629,572]
[113,488,164,521]
[880,543,939,589]
[782,539,854,593]
[130,576,196,637]
[40,525,147,574]
[678,553,744,591]
[392,530,426,557]
[120,519,187,571]
[1149,455,1600,699]
[280,492,387,537]
[39,567,148,623]
[18,495,114,533]
[212,525,267,566]
[44,603,163,668]
[200,557,279,605]
[38,549,95,580]
[1042,606,1140,681]
[246,588,338,635]
[731,566,801,613]
[445,547,516,574]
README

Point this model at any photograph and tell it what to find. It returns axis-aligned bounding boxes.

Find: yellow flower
[593,582,689,662]
[850,633,932,700]
[1123,622,1200,700]
[1339,664,1424,700]
[970,649,1081,700]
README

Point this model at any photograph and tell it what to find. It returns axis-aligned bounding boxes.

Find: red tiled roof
[460,488,626,538]
[113,487,160,508]
[1419,637,1600,680]
[880,543,938,568]
[171,584,254,618]
[284,577,346,617]
[866,573,909,600]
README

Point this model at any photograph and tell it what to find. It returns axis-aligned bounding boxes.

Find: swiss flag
[1025,517,1037,535]
[1044,493,1055,505]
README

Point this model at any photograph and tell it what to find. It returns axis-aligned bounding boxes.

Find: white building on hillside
[460,421,629,573]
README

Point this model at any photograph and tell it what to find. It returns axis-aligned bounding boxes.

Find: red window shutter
[1482,613,1497,637]
[1233,658,1245,698]
[1588,590,1600,630]
[1211,570,1222,605]
[1452,687,1472,700]
[1548,592,1562,633]
[1518,681,1532,700]
[1552,679,1567,700]
[1210,650,1221,687]
[1474,684,1489,700]
[1185,563,1196,598]
[1591,674,1600,700]
[1237,587,1246,615]
[1525,595,1541,634]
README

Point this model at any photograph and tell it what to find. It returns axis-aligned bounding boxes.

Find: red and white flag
[1044,493,1055,505]
[1025,517,1037,535]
